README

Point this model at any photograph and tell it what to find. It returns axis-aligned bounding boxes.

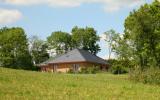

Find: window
[72,64,79,72]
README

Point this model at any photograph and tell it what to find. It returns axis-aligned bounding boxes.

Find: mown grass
[0,67,160,100]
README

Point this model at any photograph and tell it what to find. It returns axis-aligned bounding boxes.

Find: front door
[53,64,58,72]
[72,64,79,72]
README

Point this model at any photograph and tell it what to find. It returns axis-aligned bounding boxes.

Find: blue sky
[0,0,153,59]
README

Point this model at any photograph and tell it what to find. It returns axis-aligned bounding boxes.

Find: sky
[0,0,154,59]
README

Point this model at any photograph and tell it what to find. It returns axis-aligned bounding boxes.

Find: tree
[47,27,100,55]
[124,0,160,69]
[72,26,100,55]
[29,36,49,65]
[0,27,33,69]
[104,29,134,71]
[104,29,119,59]
[47,31,72,55]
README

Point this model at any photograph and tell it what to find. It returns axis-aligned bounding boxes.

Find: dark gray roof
[38,57,55,66]
[45,49,107,65]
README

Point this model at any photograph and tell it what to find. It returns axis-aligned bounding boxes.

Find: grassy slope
[0,68,160,100]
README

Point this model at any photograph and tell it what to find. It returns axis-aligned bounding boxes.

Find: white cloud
[2,0,145,12]
[0,8,22,24]
[102,0,144,12]
[3,0,82,6]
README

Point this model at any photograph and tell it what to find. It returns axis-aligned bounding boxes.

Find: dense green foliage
[124,0,160,69]
[0,67,160,100]
[72,26,100,55]
[47,31,72,54]
[47,26,100,55]
[0,27,33,69]
[124,1,160,84]
[29,36,49,65]
[110,1,160,69]
[106,1,160,84]
[107,59,129,74]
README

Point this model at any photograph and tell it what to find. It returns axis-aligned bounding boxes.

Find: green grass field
[0,67,160,100]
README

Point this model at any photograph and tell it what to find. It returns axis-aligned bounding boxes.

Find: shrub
[107,59,131,74]
[129,68,160,85]
[68,66,100,74]
[67,68,75,74]
[80,66,100,74]
[110,65,128,74]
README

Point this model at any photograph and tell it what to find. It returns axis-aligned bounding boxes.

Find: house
[38,49,108,73]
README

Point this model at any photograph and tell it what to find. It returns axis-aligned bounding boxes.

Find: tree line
[104,0,160,71]
[103,0,160,85]
[0,26,100,70]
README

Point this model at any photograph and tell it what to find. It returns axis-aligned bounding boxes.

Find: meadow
[0,67,160,100]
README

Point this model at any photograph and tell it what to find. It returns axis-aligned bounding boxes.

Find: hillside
[0,67,160,100]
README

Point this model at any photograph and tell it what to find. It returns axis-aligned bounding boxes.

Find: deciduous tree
[104,29,119,59]
[72,26,100,55]
[0,27,33,69]
[29,36,49,65]
[47,31,72,55]
[124,0,160,68]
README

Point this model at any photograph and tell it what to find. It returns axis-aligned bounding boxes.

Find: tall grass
[129,68,160,85]
[0,67,160,100]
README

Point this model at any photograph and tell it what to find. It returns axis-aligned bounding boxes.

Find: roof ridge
[76,49,88,61]
[78,49,107,64]
[39,48,107,65]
